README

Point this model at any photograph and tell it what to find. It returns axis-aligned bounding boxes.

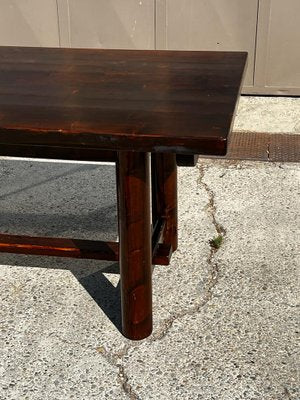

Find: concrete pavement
[0,96,299,399]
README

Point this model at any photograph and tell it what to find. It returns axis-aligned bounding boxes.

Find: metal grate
[207,132,300,162]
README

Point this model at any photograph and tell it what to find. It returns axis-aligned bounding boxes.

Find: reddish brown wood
[0,233,118,260]
[116,151,152,340]
[0,47,247,340]
[0,233,171,265]
[0,143,200,167]
[151,217,166,255]
[0,143,198,167]
[152,153,178,251]
[152,243,172,266]
[0,143,117,162]
[176,154,199,167]
[0,46,247,156]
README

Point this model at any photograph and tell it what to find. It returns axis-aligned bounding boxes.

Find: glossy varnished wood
[176,154,199,167]
[0,143,117,162]
[0,46,247,156]
[0,233,171,265]
[0,142,198,167]
[117,151,152,339]
[0,47,247,340]
[0,234,118,260]
[152,153,178,251]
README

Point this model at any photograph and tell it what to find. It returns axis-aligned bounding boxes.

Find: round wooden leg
[116,151,152,340]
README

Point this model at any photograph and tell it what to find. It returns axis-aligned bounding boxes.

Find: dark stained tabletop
[0,46,247,155]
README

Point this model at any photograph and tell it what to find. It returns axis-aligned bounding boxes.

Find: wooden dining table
[0,46,247,340]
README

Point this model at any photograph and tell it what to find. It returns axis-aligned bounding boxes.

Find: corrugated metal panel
[0,0,60,47]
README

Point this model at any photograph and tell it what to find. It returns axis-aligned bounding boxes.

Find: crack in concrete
[145,163,226,342]
[149,291,217,343]
[96,345,140,400]
[118,364,141,400]
[198,163,227,238]
[53,338,140,399]
[266,143,271,160]
[283,386,292,400]
[93,162,228,391]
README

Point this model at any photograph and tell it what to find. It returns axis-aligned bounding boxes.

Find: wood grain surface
[0,46,247,155]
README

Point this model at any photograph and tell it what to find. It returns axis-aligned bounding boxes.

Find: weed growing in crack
[209,234,223,250]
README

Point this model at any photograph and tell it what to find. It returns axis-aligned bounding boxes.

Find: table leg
[116,151,152,340]
[151,153,178,251]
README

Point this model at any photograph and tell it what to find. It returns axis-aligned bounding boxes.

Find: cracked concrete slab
[124,299,298,400]
[0,157,299,399]
[122,160,300,400]
[233,96,300,134]
[1,93,300,400]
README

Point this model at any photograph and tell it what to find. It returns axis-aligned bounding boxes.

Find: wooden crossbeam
[0,233,171,265]
[0,143,117,163]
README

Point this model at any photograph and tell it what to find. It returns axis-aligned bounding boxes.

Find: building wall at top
[0,0,60,47]
[253,0,300,95]
[0,0,299,95]
[162,0,258,87]
[63,0,155,50]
